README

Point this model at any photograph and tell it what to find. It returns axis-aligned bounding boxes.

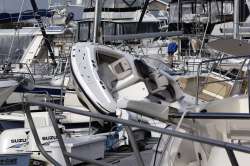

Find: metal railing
[0,57,69,81]
[195,55,250,104]
[0,62,35,83]
[3,100,250,166]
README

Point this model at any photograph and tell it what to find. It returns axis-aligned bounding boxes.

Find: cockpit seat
[134,59,177,101]
[110,57,141,92]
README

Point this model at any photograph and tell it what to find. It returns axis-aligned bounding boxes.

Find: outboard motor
[0,129,29,153]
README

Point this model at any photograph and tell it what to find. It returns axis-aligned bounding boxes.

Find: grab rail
[0,62,35,83]
[195,55,250,104]
[3,101,250,166]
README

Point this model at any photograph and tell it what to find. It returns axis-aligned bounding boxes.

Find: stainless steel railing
[2,100,250,166]
[195,55,250,104]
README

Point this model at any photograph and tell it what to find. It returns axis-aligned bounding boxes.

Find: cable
[167,109,188,166]
[153,109,188,166]
[153,124,171,166]
[6,0,25,63]
[153,133,162,166]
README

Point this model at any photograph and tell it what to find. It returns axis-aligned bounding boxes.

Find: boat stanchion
[225,148,239,166]
[48,108,72,166]
[248,62,250,113]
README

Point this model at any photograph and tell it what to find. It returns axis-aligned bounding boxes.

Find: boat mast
[232,0,250,112]
[29,0,57,66]
[93,0,102,44]
[233,0,239,39]
[136,0,150,33]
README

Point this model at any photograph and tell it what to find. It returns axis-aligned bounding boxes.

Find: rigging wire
[152,124,171,166]
[166,109,189,166]
[154,109,188,166]
[197,9,210,59]
[6,0,25,64]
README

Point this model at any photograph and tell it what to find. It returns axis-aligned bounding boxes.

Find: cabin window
[77,21,161,42]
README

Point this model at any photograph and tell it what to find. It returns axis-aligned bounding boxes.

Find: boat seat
[134,59,184,102]
[134,59,154,78]
[145,71,180,102]
[99,58,138,92]
[110,58,142,92]
[117,98,169,122]
[146,72,169,94]
[109,57,132,81]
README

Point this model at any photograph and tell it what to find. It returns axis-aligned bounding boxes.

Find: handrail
[0,62,35,83]
[195,55,250,104]
[26,101,250,154]
[25,90,54,103]
[200,77,247,85]
[2,101,250,165]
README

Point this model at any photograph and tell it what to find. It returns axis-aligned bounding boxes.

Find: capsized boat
[71,42,184,119]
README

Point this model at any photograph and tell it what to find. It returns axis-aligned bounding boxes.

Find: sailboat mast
[233,0,239,39]
[93,0,102,44]
[29,0,57,66]
[136,0,150,33]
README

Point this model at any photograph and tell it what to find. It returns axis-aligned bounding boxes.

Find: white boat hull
[0,80,18,107]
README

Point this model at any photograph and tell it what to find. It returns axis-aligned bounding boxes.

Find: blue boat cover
[167,42,178,54]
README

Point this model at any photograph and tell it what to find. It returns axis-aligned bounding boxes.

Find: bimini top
[208,39,250,57]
